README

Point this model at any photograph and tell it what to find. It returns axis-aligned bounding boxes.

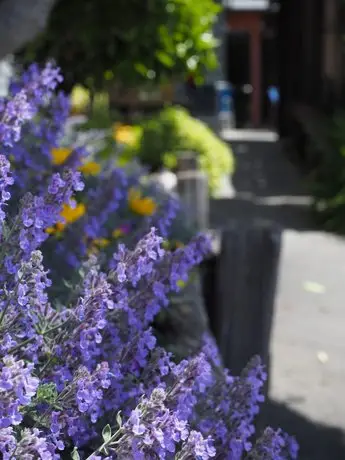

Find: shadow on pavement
[229,140,310,199]
[263,399,345,460]
[210,138,318,232]
[210,197,316,232]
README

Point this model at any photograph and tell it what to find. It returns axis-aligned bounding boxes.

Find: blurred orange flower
[46,202,86,235]
[128,188,157,216]
[51,147,72,165]
[113,123,137,145]
[79,161,101,176]
[92,238,110,248]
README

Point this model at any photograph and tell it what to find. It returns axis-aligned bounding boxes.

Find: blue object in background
[267,86,280,105]
[215,81,234,115]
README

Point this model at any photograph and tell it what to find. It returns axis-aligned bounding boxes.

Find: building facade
[223,0,277,127]
[223,0,345,134]
[278,0,345,137]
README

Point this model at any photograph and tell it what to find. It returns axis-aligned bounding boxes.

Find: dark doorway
[262,17,279,128]
[226,31,251,128]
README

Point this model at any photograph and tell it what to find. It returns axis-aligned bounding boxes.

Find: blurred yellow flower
[45,227,56,235]
[113,124,136,145]
[112,224,130,239]
[162,240,170,250]
[112,228,124,239]
[51,148,72,166]
[177,279,187,289]
[70,85,90,115]
[87,238,110,256]
[56,202,86,231]
[128,188,157,216]
[87,245,99,256]
[93,238,110,248]
[79,161,101,176]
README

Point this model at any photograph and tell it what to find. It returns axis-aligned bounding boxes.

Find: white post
[177,170,209,231]
[0,55,13,97]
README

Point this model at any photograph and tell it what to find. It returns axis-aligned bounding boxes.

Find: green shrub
[310,111,345,232]
[125,106,235,194]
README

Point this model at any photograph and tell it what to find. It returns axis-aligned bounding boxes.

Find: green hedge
[309,111,345,232]
[124,107,235,195]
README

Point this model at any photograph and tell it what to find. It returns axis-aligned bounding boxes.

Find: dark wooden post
[212,220,282,384]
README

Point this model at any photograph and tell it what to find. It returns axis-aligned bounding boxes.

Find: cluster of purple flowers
[0,66,183,302]
[0,155,14,226]
[0,62,298,459]
[3,63,83,199]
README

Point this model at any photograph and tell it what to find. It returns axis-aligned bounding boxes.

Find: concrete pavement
[269,230,345,459]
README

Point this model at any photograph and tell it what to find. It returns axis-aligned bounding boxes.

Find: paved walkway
[210,132,314,230]
[210,131,345,459]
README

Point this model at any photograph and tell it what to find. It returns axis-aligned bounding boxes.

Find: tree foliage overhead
[17,0,221,91]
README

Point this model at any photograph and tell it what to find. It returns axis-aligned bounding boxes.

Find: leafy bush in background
[17,0,220,92]
[124,106,235,194]
[310,111,345,232]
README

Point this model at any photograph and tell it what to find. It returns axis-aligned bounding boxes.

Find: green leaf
[134,63,149,77]
[100,447,110,456]
[63,279,73,289]
[34,383,58,405]
[71,447,80,460]
[116,410,122,428]
[156,51,175,68]
[102,424,112,443]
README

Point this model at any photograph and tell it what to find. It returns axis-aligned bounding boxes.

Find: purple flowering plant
[3,64,188,290]
[0,63,298,459]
